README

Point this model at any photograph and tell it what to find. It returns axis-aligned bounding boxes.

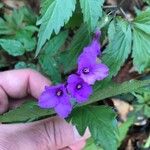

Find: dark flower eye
[76,83,82,90]
[56,89,63,97]
[82,67,90,74]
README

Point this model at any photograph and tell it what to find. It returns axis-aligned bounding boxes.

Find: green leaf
[0,18,14,35]
[87,79,150,106]
[69,106,118,150]
[0,52,9,68]
[4,7,36,27]
[143,0,150,5]
[15,61,37,70]
[144,105,150,118]
[36,0,76,56]
[84,138,103,150]
[0,7,36,36]
[58,24,90,73]
[118,116,135,147]
[0,39,25,56]
[40,0,54,16]
[65,2,83,29]
[80,0,104,31]
[15,30,36,52]
[132,9,150,72]
[0,2,3,8]
[1,79,150,124]
[102,19,132,77]
[0,100,54,123]
[39,31,68,83]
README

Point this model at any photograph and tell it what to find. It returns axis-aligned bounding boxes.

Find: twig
[119,7,129,20]
[103,5,117,9]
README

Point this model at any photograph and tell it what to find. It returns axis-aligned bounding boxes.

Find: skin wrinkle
[43,121,53,150]
[0,133,18,150]
[58,121,63,147]
[55,118,63,148]
[0,86,8,114]
[52,119,58,148]
[26,72,30,96]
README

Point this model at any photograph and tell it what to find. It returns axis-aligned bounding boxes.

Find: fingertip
[27,69,51,99]
[69,140,86,150]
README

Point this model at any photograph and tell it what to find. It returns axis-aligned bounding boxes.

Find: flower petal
[67,74,80,84]
[80,30,101,58]
[75,82,92,103]
[80,73,96,85]
[67,74,92,103]
[55,103,72,118]
[38,90,59,108]
[94,63,109,80]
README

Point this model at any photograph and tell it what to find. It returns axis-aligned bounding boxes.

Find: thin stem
[103,5,117,9]
[119,7,129,20]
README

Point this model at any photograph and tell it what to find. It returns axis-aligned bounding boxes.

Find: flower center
[76,83,82,90]
[82,67,90,74]
[56,89,63,97]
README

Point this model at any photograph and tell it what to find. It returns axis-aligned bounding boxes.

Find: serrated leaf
[15,61,37,70]
[118,116,135,147]
[84,138,103,150]
[80,0,104,31]
[42,31,68,55]
[0,18,14,35]
[102,19,132,77]
[0,39,25,56]
[65,2,83,29]
[132,9,150,72]
[36,0,76,56]
[40,0,54,16]
[69,106,118,150]
[40,57,61,83]
[58,24,90,73]
[1,79,150,123]
[15,30,36,52]
[4,6,36,29]
[0,100,54,123]
[87,79,150,105]
[39,31,68,83]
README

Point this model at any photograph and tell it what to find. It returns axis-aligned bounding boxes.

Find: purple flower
[67,74,92,103]
[38,84,72,118]
[82,30,101,58]
[77,53,109,85]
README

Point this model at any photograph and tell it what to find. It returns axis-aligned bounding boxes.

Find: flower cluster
[38,30,109,118]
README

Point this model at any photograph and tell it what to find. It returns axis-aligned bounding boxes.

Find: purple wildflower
[77,53,109,85]
[82,30,101,58]
[67,74,92,103]
[38,84,72,118]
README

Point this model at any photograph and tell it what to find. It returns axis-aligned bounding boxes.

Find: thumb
[0,117,90,150]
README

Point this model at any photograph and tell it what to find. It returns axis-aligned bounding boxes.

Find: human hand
[0,69,89,150]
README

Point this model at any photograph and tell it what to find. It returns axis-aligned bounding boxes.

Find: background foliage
[0,0,150,149]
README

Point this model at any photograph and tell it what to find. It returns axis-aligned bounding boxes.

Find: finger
[0,86,9,114]
[0,117,90,150]
[68,140,86,150]
[0,69,51,99]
